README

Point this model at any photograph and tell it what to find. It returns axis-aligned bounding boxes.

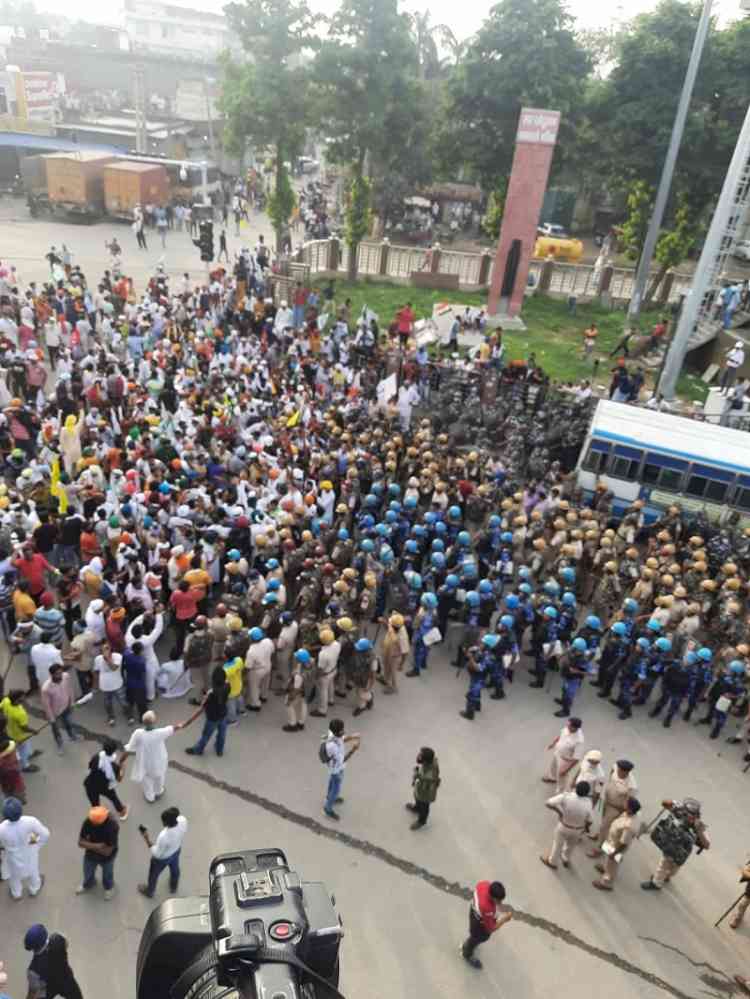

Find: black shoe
[246,706,261,713]
[663,718,672,728]
[282,725,298,732]
[726,736,742,744]
[590,679,601,687]
[353,707,364,717]
[366,699,374,710]
[554,698,564,706]
[310,710,327,717]
[296,723,305,731]
[683,710,692,722]
[462,949,482,970]
[405,670,420,677]
[405,803,417,812]
[609,699,621,707]
[553,709,568,717]
[490,691,505,700]
[335,690,347,697]
[743,753,750,763]
[324,809,340,821]
[710,729,720,740]
[641,880,661,891]
[138,884,154,898]
[460,710,474,720]
[618,710,631,720]
[529,681,544,689]
[185,747,201,755]
[648,709,660,718]
[697,717,711,725]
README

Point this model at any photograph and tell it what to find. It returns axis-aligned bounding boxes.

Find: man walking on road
[137,806,188,898]
[41,664,78,756]
[540,781,593,871]
[321,718,360,821]
[461,880,513,969]
[76,805,119,899]
[120,710,182,803]
[24,924,83,999]
[0,797,49,900]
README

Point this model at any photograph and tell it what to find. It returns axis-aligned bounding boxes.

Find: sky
[34,0,743,37]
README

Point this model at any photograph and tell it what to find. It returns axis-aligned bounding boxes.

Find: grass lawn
[331,279,712,400]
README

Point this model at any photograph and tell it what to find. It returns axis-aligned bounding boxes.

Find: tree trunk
[644,263,668,305]
[347,240,359,281]
[274,148,284,254]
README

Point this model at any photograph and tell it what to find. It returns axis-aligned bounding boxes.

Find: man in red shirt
[13,545,59,599]
[461,879,513,969]
[396,302,415,349]
[169,580,199,654]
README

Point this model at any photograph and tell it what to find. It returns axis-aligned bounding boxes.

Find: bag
[318,738,331,764]
[423,627,442,647]
[715,695,732,713]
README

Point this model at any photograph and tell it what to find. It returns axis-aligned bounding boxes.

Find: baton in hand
[19,691,94,740]
[715,890,747,929]
[637,808,665,839]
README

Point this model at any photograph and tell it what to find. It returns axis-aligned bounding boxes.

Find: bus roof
[588,399,750,475]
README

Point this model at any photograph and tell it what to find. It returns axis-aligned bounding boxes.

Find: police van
[576,399,750,523]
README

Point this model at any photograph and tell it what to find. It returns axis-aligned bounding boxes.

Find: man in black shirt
[33,513,58,560]
[24,923,83,999]
[57,508,84,568]
[76,805,119,900]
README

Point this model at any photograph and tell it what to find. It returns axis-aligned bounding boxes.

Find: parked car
[538,222,568,239]
[733,239,750,262]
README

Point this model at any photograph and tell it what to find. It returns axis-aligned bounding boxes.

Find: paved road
[1,629,748,999]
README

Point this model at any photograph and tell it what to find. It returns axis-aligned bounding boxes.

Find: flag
[50,456,68,514]
[286,409,300,429]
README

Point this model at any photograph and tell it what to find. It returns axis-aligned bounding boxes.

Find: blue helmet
[611,621,627,637]
[404,496,418,510]
[361,539,375,553]
[266,558,280,570]
[421,592,438,609]
[482,633,500,649]
[697,647,712,662]
[385,510,398,524]
[730,660,746,675]
[518,582,533,595]
[572,637,587,653]
[338,528,349,541]
[435,521,447,535]
[412,525,427,538]
[355,637,373,652]
[448,505,462,520]
[518,566,531,580]
[249,627,264,642]
[543,605,558,619]
[500,614,515,629]
[489,515,501,529]
[431,538,445,553]
[267,578,281,591]
[365,494,378,507]
[623,598,639,613]
[684,651,698,666]
[466,590,480,607]
[562,592,576,607]
[478,579,493,594]
[501,531,513,543]
[544,580,560,595]
[388,483,401,498]
[655,637,672,653]
[457,531,471,547]
[380,546,394,564]
[143,515,153,528]
[405,539,419,554]
[361,514,375,529]
[585,615,601,630]
[372,482,384,496]
[431,552,446,569]
[375,522,389,536]
[637,637,651,651]
[424,512,437,525]
[294,649,311,665]
[560,567,576,584]
[228,549,241,561]
[445,574,460,588]
[647,619,662,633]
[389,500,402,513]
[408,573,423,590]
[505,594,520,609]
[262,593,278,606]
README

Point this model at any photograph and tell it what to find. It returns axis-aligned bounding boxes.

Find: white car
[733,240,750,262]
[538,222,568,239]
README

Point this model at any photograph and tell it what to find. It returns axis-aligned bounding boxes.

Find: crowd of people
[1,246,750,993]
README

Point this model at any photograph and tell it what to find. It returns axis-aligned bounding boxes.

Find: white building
[122,0,232,60]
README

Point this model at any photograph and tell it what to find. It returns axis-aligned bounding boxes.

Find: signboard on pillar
[487,107,560,318]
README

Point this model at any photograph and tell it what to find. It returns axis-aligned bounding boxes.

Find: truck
[19,154,51,216]
[44,151,115,218]
[103,161,169,220]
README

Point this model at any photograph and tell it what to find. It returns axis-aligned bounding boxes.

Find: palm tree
[409,10,459,81]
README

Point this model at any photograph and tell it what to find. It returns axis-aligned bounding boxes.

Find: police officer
[555,637,589,717]
[460,644,486,721]
[530,605,559,689]
[649,651,698,728]
[595,621,631,698]
[612,637,651,720]
[641,798,710,891]
[703,660,746,740]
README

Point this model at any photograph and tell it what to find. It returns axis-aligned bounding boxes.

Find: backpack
[318,737,331,765]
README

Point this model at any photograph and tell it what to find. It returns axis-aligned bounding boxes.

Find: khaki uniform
[381,625,408,692]
[315,641,341,714]
[652,815,708,887]
[598,812,637,886]
[596,767,638,846]
[285,670,307,728]
[546,791,593,866]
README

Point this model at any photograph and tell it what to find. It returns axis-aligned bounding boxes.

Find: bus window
[582,447,608,474]
[609,456,639,480]
[736,487,750,511]
[686,475,729,502]
[643,463,683,490]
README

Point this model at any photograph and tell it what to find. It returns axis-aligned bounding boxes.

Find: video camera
[137,848,344,999]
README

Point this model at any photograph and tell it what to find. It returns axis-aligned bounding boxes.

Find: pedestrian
[75,805,119,900]
[720,341,745,394]
[41,664,78,756]
[93,642,127,726]
[542,716,584,791]
[592,797,641,891]
[587,758,637,851]
[321,718,360,821]
[728,858,750,930]
[641,797,710,892]
[310,627,340,718]
[0,733,26,801]
[218,229,229,262]
[380,613,408,693]
[120,710,182,803]
[83,738,129,820]
[405,746,441,830]
[244,626,275,712]
[123,641,148,723]
[0,797,49,900]
[184,666,230,755]
[540,780,593,871]
[461,880,513,970]
[0,688,41,773]
[137,806,188,898]
[283,649,310,733]
[24,924,83,999]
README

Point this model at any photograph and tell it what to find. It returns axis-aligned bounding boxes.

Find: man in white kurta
[126,612,164,701]
[121,711,179,802]
[0,797,50,899]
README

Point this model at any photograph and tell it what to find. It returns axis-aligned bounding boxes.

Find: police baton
[637,808,665,839]
[715,890,747,929]
[17,691,94,740]
[1,649,17,683]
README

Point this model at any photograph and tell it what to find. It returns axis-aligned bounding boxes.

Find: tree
[220,0,318,251]
[314,0,427,276]
[481,180,507,240]
[267,165,296,251]
[648,195,699,302]
[408,10,459,81]
[618,181,654,262]
[344,174,372,280]
[439,0,592,189]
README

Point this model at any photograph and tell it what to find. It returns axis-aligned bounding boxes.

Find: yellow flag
[50,456,68,514]
[286,409,300,429]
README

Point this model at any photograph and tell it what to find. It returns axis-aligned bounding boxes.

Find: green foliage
[654,196,697,271]
[267,162,296,241]
[619,181,654,262]
[438,0,592,188]
[344,173,372,278]
[481,181,507,240]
